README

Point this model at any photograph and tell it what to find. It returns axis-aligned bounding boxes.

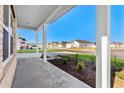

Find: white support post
[8,34,10,57]
[96,5,110,88]
[36,31,39,57]
[43,24,47,62]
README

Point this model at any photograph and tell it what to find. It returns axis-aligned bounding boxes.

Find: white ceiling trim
[37,5,75,31]
[16,5,75,31]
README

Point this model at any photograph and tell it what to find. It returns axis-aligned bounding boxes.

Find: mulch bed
[48,58,123,88]
[48,58,96,88]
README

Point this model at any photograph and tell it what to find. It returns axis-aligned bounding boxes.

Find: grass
[65,54,96,62]
[17,49,41,53]
[111,57,124,69]
[17,49,124,69]
[17,49,64,53]
[57,54,124,69]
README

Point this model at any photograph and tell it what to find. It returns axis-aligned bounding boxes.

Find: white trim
[37,5,75,31]
[8,5,11,27]
[3,25,13,37]
[36,31,39,57]
[3,54,14,68]
[102,36,108,88]
[3,25,14,65]
[43,24,47,62]
[96,5,110,88]
[8,33,10,57]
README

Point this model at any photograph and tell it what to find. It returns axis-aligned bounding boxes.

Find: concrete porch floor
[11,57,90,88]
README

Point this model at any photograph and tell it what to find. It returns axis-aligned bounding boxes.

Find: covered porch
[14,5,111,88]
[12,57,90,88]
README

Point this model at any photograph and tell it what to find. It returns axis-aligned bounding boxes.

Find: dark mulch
[48,58,96,88]
[48,58,124,88]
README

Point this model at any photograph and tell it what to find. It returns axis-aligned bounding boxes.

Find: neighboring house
[17,35,39,50]
[66,42,71,48]
[29,43,36,49]
[48,42,53,48]
[48,42,60,48]
[71,39,96,48]
[58,41,70,48]
[110,41,124,47]
[48,40,96,48]
[29,43,42,49]
[48,41,71,48]
[120,43,124,47]
[19,37,28,49]
[16,36,28,50]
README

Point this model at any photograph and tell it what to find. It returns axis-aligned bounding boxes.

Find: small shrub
[114,56,117,63]
[63,57,68,65]
[75,54,79,60]
[116,71,124,80]
[90,56,95,62]
[76,61,86,71]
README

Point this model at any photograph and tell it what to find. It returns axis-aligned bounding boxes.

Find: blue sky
[17,5,124,43]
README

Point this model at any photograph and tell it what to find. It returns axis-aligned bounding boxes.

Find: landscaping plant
[76,61,86,71]
[116,71,124,80]
[75,54,79,60]
[90,56,95,62]
[63,57,68,65]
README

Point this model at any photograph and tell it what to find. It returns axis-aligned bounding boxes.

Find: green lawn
[111,57,124,69]
[17,49,124,69]
[17,49,64,53]
[17,49,43,53]
[57,54,124,69]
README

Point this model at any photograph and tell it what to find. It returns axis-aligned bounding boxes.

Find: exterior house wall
[110,44,115,48]
[79,43,86,47]
[48,43,52,48]
[0,5,17,88]
[0,5,3,83]
[71,41,80,48]
[58,43,62,48]
[52,43,57,48]
[71,41,96,48]
[119,44,124,47]
[85,43,96,48]
[66,43,71,48]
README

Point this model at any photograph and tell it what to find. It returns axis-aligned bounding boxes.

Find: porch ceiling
[15,5,75,31]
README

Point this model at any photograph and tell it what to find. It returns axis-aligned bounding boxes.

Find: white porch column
[96,5,110,88]
[36,31,39,57]
[43,24,47,62]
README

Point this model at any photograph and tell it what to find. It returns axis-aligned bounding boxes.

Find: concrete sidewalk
[17,52,77,58]
[12,57,90,88]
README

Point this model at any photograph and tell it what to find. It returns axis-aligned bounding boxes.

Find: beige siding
[0,56,17,87]
[0,5,17,88]
[0,5,3,82]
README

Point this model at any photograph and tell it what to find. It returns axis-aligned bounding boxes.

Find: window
[3,28,9,61]
[3,5,14,62]
[10,35,13,55]
[3,5,9,27]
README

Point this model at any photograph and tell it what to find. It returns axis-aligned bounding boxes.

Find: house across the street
[70,39,96,48]
[110,41,124,48]
[48,39,96,48]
